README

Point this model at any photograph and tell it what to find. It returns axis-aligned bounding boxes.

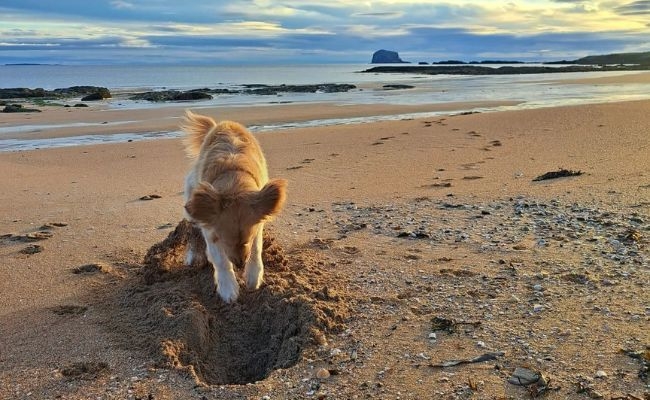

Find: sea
[2,63,650,151]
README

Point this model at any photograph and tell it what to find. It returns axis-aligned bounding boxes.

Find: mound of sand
[108,220,348,386]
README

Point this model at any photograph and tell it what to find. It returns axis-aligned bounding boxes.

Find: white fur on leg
[244,227,264,290]
[203,229,239,303]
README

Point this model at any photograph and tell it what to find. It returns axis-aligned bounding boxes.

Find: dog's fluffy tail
[182,110,217,158]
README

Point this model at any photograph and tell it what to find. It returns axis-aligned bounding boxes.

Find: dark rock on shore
[129,90,213,102]
[2,104,41,113]
[242,83,356,96]
[81,92,105,101]
[1,83,356,104]
[372,49,407,64]
[0,86,112,100]
[382,84,415,90]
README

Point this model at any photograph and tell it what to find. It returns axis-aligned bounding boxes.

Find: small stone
[533,284,543,291]
[20,244,43,254]
[533,304,544,312]
[316,368,330,379]
[428,332,437,339]
[477,341,487,348]
[594,370,607,378]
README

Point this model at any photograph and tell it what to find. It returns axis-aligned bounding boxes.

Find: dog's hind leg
[203,230,239,303]
[244,226,264,290]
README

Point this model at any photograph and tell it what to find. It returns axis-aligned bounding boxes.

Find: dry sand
[0,96,648,399]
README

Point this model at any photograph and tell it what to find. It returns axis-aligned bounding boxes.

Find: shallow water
[2,64,650,151]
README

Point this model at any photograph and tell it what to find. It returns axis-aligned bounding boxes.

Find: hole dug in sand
[115,220,347,386]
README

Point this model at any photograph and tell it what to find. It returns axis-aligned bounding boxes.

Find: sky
[1,0,649,65]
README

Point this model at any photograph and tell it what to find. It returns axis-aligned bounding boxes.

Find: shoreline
[0,100,520,150]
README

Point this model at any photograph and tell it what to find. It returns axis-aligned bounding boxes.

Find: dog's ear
[185,182,221,223]
[250,179,287,221]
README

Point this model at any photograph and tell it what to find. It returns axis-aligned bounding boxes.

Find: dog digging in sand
[182,111,287,303]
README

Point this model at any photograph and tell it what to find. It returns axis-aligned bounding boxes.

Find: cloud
[0,1,649,65]
[615,0,650,15]
[110,1,134,10]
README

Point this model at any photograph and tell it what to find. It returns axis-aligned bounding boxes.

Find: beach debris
[509,367,548,386]
[594,370,608,379]
[139,194,162,200]
[316,368,331,379]
[158,222,175,229]
[421,182,452,188]
[20,244,43,254]
[286,165,304,170]
[431,316,482,333]
[508,367,558,397]
[60,361,109,380]
[40,222,68,229]
[23,231,54,241]
[429,351,504,368]
[532,168,583,181]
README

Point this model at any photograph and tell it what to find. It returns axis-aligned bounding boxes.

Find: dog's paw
[244,261,263,290]
[217,277,240,303]
[245,273,263,291]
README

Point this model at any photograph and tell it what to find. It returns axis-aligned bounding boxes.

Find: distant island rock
[371,49,407,64]
[368,50,650,71]
[363,51,650,76]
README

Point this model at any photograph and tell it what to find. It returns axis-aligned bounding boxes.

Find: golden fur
[182,110,287,303]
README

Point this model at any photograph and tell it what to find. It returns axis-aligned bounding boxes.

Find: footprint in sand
[60,361,109,380]
[50,305,88,315]
[72,262,113,275]
[372,135,396,145]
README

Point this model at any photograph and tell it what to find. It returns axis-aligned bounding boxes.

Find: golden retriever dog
[182,111,287,303]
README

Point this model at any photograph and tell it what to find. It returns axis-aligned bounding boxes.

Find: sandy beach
[0,91,648,398]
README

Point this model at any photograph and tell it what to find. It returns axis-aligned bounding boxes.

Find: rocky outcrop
[371,49,407,64]
[382,84,415,90]
[0,84,358,104]
[2,104,41,113]
[0,86,111,100]
[129,90,213,102]
[242,84,356,95]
